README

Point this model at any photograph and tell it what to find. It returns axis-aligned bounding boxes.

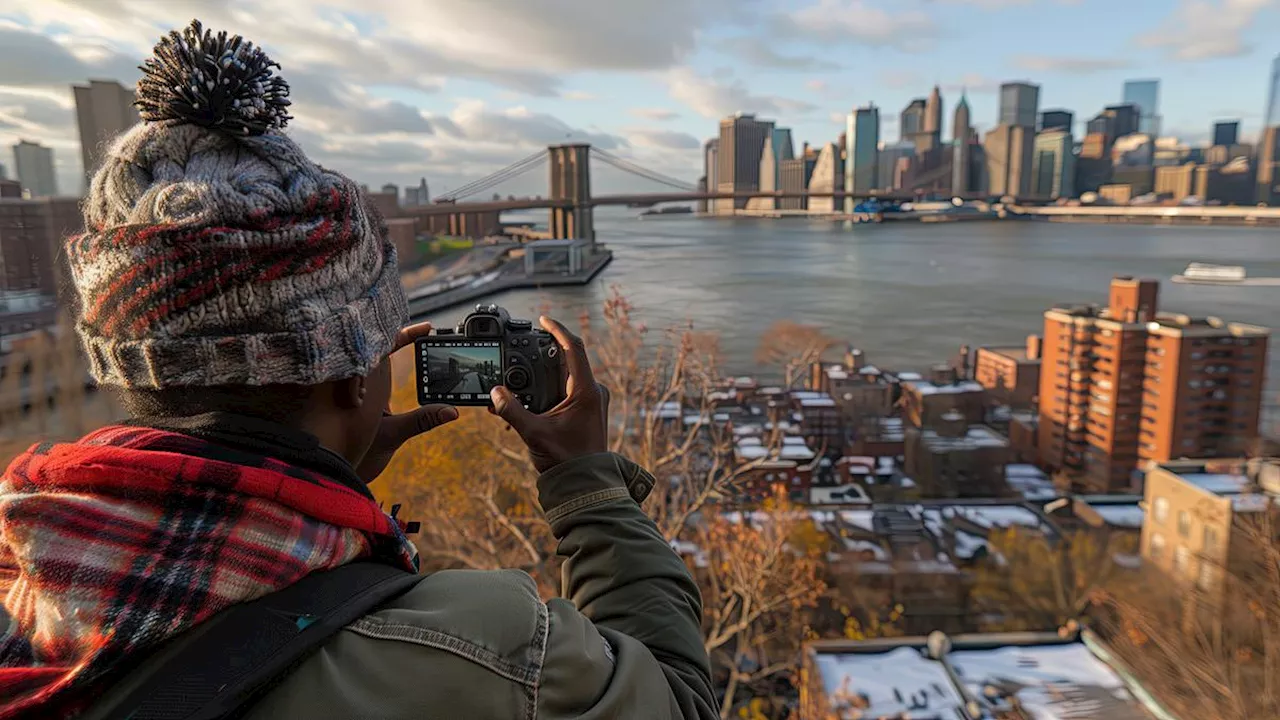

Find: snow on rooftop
[839,510,876,532]
[1232,494,1275,512]
[1007,463,1047,478]
[814,647,965,719]
[910,380,985,396]
[1090,504,1145,529]
[732,376,756,388]
[898,371,923,381]
[800,397,837,407]
[859,365,881,375]
[780,444,816,460]
[922,505,1045,532]
[736,445,769,460]
[920,425,1009,451]
[950,643,1148,719]
[706,390,735,402]
[1178,471,1251,495]
[810,483,872,505]
[827,368,848,380]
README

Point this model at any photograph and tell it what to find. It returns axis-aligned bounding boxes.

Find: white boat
[1173,263,1280,286]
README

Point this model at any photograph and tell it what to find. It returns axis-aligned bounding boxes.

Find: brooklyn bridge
[403,143,1046,241]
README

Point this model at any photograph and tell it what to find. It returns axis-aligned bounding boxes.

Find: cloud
[0,26,140,86]
[626,128,701,150]
[929,0,1031,7]
[561,90,598,101]
[805,80,828,93]
[1012,54,1132,74]
[880,69,924,90]
[630,108,681,121]
[1136,0,1277,61]
[666,67,817,119]
[716,36,839,71]
[782,0,936,51]
[942,73,1002,94]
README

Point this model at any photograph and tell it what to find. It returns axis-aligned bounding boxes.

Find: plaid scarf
[0,425,417,719]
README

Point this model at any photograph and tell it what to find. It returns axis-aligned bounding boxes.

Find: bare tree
[755,321,836,390]
[377,290,829,717]
[1090,513,1279,720]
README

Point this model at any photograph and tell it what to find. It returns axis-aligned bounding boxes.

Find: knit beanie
[68,20,408,389]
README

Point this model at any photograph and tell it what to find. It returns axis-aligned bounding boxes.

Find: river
[420,213,1280,417]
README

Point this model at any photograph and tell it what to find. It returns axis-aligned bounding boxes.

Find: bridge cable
[438,153,546,202]
[589,148,697,191]
[438,150,545,200]
[589,150,696,191]
[437,150,548,201]
[443,155,548,202]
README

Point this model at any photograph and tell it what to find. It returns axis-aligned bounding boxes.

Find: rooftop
[906,379,986,396]
[917,425,1009,452]
[808,632,1156,720]
[979,345,1037,363]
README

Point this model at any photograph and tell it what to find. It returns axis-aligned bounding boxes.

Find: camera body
[415,304,566,413]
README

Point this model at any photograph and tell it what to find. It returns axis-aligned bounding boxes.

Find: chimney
[930,364,958,386]
[1026,335,1042,361]
[936,409,967,438]
[846,346,865,370]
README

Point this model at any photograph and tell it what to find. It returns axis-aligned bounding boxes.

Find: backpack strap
[103,562,423,720]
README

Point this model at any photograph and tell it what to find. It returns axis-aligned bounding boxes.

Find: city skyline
[0,0,1279,196]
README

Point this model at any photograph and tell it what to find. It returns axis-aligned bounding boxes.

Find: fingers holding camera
[491,317,608,474]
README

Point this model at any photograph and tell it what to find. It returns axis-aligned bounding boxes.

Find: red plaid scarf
[0,425,417,719]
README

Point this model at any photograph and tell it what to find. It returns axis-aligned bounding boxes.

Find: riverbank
[406,248,612,317]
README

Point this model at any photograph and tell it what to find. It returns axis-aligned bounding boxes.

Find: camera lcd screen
[416,339,503,405]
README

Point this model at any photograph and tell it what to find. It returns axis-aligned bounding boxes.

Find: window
[1178,510,1191,537]
[1150,532,1166,559]
[1197,560,1215,590]
[1174,545,1190,574]
[1203,526,1219,554]
[1153,497,1169,524]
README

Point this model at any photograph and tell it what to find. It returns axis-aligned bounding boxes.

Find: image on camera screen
[421,340,503,402]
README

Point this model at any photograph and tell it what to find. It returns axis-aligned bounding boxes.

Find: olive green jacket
[89,453,717,720]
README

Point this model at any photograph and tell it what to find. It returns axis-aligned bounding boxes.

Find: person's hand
[356,321,459,483]
[490,316,609,474]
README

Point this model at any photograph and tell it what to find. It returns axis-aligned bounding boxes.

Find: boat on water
[1172,262,1280,286]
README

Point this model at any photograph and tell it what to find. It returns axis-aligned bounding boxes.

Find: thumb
[491,386,536,434]
[384,404,458,447]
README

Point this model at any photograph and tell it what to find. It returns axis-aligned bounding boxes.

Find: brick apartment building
[903,410,1012,498]
[973,335,1042,409]
[900,366,986,429]
[1140,459,1278,609]
[1038,277,1269,493]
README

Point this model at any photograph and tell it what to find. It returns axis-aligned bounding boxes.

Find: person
[0,20,716,720]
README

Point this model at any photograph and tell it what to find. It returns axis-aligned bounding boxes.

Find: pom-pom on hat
[68,19,408,389]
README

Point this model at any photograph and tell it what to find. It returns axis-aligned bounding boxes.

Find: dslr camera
[415,304,567,413]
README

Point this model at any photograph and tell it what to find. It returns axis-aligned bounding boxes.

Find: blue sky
[1,0,1277,196]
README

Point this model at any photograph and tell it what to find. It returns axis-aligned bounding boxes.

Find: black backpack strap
[105,562,423,720]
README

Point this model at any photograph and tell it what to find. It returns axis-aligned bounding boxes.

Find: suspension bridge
[405,143,1033,242]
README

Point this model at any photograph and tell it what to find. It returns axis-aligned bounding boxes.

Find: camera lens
[504,366,531,391]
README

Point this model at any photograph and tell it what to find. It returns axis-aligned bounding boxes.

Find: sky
[0,0,1278,199]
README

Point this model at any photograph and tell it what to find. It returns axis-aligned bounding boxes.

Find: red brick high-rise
[1038,277,1269,493]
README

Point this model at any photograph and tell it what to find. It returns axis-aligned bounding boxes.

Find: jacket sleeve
[534,452,718,720]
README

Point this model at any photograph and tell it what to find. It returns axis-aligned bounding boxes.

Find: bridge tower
[547,144,594,245]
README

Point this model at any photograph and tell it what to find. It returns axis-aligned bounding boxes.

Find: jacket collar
[127,411,374,500]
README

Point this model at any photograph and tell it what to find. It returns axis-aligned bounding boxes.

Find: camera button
[520,338,530,347]
[510,337,520,347]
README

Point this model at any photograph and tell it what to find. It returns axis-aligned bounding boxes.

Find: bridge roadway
[407,191,1049,217]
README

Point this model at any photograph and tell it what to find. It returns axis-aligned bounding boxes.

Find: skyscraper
[1213,121,1240,147]
[1040,109,1074,133]
[845,105,880,202]
[984,124,1033,197]
[1122,80,1160,136]
[1032,129,1075,199]
[717,113,773,213]
[73,79,141,191]
[952,92,972,143]
[1256,126,1280,204]
[1265,54,1280,130]
[807,142,842,214]
[12,140,56,198]
[704,139,719,213]
[999,82,1040,128]
[771,127,795,189]
[900,99,926,143]
[1105,104,1141,138]
[924,85,943,136]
